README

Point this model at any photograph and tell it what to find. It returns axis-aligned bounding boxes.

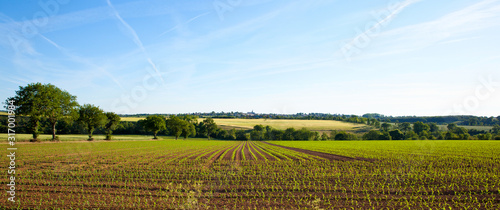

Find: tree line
[4,83,121,141]
[4,83,500,141]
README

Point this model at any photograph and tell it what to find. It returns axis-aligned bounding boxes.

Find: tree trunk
[154,132,157,139]
[31,119,40,140]
[88,126,94,140]
[51,122,57,140]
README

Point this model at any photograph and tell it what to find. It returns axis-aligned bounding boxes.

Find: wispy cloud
[158,12,211,37]
[341,0,422,52]
[361,0,500,59]
[106,0,164,83]
[38,34,124,89]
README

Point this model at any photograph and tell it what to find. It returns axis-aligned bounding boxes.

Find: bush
[335,131,357,140]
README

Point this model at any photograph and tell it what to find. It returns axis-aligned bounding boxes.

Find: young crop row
[1,140,498,209]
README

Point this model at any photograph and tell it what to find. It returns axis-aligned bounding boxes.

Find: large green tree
[413,121,430,135]
[167,116,184,140]
[6,83,45,140]
[142,115,166,139]
[104,112,121,140]
[201,117,217,140]
[381,122,391,132]
[389,129,405,140]
[42,84,78,140]
[6,83,78,140]
[492,124,500,134]
[77,104,106,140]
[181,121,196,140]
[398,122,412,133]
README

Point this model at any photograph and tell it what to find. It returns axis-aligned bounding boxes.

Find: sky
[1,0,500,116]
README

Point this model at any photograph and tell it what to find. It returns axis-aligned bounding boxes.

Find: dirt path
[262,142,376,162]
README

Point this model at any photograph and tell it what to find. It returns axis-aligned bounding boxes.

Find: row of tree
[364,122,500,140]
[139,115,217,140]
[5,83,121,141]
[5,83,500,141]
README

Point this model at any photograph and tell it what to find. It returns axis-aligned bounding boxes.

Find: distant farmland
[120,117,370,132]
[205,118,367,132]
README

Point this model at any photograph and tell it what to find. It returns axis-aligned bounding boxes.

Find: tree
[181,121,196,140]
[447,123,457,131]
[381,122,391,132]
[363,130,382,140]
[251,124,265,140]
[413,121,430,135]
[379,132,392,140]
[398,122,412,133]
[335,131,356,140]
[320,132,329,141]
[428,123,439,133]
[235,130,249,140]
[202,118,217,140]
[7,83,78,141]
[492,124,500,134]
[76,104,106,140]
[181,115,198,124]
[283,128,296,140]
[167,116,184,140]
[104,112,121,140]
[6,83,48,140]
[41,84,78,140]
[405,131,419,140]
[454,127,470,140]
[227,128,236,140]
[389,129,404,140]
[142,115,166,139]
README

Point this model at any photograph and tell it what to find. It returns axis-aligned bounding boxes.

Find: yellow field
[120,117,146,121]
[120,116,367,131]
[203,118,367,131]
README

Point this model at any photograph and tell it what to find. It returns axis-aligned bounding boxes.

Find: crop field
[120,117,146,122]
[203,118,367,132]
[119,117,367,132]
[1,139,499,209]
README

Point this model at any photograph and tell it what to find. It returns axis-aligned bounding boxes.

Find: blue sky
[1,0,500,116]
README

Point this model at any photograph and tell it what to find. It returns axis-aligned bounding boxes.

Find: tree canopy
[6,83,78,140]
[104,112,121,140]
[77,104,106,140]
[142,115,166,139]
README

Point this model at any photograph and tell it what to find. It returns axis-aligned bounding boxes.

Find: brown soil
[221,143,240,160]
[234,142,244,161]
[262,142,376,162]
[243,141,254,161]
[247,142,266,161]
[249,142,277,161]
